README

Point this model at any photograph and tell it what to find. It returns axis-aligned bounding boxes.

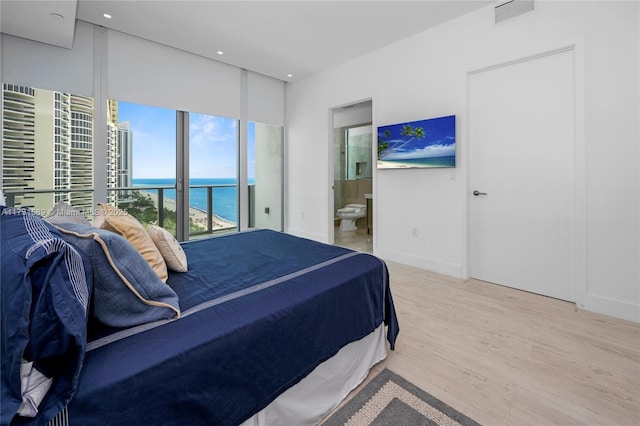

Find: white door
[469,49,575,302]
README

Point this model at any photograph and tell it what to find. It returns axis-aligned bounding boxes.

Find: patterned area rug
[322,368,481,426]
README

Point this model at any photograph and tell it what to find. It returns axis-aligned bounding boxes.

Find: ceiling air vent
[495,0,535,24]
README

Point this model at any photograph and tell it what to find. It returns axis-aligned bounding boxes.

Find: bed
[1,206,399,426]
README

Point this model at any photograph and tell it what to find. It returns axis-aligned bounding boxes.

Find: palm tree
[378,129,392,159]
[378,141,389,157]
[400,125,414,138]
[379,125,426,159]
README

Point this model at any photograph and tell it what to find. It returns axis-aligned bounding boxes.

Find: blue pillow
[52,222,180,328]
[1,207,92,425]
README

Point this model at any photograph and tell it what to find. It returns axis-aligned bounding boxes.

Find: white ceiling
[1,0,493,82]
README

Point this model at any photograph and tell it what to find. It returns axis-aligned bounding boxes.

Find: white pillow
[44,202,91,226]
[146,225,188,273]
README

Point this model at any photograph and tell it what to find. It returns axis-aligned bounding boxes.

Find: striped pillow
[54,222,180,328]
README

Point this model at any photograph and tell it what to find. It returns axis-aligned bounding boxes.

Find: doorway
[468,48,577,301]
[330,100,373,251]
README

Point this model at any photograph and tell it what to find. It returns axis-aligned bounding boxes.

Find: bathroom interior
[333,118,373,252]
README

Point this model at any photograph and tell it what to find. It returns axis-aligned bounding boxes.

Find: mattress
[64,230,398,425]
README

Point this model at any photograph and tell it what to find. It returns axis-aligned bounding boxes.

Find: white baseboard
[374,248,463,278]
[373,249,639,324]
[584,294,640,323]
[286,227,328,244]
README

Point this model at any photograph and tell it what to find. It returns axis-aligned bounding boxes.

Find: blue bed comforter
[69,230,399,425]
[1,208,92,426]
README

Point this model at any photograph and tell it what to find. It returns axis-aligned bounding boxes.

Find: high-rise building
[2,84,101,214]
[70,94,94,212]
[108,98,118,126]
[2,87,134,215]
[47,90,72,208]
[2,84,36,207]
[118,120,133,193]
[106,99,119,205]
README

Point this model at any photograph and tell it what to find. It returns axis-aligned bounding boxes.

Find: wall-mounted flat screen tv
[377,114,456,169]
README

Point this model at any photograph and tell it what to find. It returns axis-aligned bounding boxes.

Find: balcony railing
[3,187,94,215]
[3,183,246,238]
[110,184,239,237]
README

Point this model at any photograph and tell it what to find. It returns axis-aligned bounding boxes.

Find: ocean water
[133,178,245,222]
[380,155,456,168]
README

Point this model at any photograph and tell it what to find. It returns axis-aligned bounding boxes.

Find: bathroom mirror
[345,125,372,180]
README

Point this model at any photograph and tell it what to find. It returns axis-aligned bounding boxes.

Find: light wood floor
[326,261,640,425]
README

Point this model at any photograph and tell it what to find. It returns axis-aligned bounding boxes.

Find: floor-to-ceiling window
[2,28,285,237]
[108,100,179,234]
[189,113,238,237]
[3,87,282,239]
[2,84,94,217]
[106,102,241,239]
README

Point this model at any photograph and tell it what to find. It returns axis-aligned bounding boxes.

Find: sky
[118,101,251,179]
[378,115,456,160]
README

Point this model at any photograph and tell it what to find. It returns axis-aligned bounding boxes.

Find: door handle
[473,190,487,196]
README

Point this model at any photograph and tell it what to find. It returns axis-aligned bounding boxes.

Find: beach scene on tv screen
[377,115,456,169]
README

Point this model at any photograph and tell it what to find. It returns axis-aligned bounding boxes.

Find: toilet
[336,204,367,232]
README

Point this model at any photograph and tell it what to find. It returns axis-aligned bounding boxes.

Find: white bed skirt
[240,324,387,426]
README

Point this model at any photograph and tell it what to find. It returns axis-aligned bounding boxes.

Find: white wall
[286,1,639,322]
[254,123,283,231]
[333,102,372,129]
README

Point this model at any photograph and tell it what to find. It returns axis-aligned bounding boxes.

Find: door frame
[464,42,587,308]
[328,98,373,246]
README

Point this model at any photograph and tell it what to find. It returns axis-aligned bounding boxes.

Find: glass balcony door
[110,100,178,234]
[188,113,239,238]
[111,103,241,240]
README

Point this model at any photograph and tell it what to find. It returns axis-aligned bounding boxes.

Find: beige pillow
[147,225,188,273]
[94,203,168,282]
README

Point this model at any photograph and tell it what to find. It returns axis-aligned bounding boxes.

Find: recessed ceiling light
[217,51,224,55]
[287,74,293,78]
[50,13,64,20]
[103,13,112,19]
